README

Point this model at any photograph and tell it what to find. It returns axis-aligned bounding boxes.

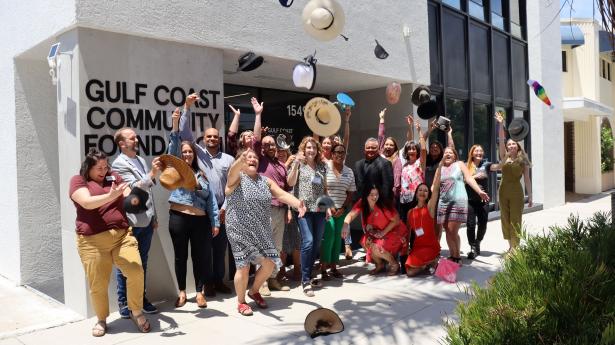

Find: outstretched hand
[406,115,414,126]
[109,181,128,199]
[185,93,199,108]
[228,104,240,117]
[494,111,505,124]
[251,97,264,115]
[379,108,387,120]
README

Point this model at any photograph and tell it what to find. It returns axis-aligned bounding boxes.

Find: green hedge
[445,212,615,345]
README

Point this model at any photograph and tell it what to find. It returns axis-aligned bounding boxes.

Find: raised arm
[268,177,307,217]
[495,111,506,162]
[523,164,532,207]
[446,125,455,149]
[427,165,442,218]
[225,151,247,196]
[286,151,304,187]
[251,97,264,142]
[71,181,128,210]
[342,107,351,149]
[179,94,199,142]
[406,115,415,142]
[459,162,489,202]
[423,119,436,142]
[417,122,427,170]
[377,108,387,152]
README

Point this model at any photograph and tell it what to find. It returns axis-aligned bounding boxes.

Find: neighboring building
[561,18,615,194]
[0,0,563,317]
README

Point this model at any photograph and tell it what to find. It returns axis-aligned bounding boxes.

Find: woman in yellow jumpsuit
[495,112,532,251]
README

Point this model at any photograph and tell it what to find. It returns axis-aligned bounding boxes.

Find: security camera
[47,43,60,69]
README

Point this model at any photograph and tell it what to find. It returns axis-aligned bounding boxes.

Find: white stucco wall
[527,0,565,208]
[0,0,76,284]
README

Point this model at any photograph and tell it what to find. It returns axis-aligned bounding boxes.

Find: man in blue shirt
[179,94,235,296]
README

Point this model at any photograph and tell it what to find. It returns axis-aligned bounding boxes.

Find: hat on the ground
[159,154,197,191]
[293,54,317,90]
[237,52,264,72]
[374,40,389,59]
[279,0,294,7]
[508,118,530,142]
[123,187,149,214]
[302,0,345,41]
[304,308,344,338]
[435,116,451,132]
[411,86,431,106]
[276,134,291,150]
[386,82,401,105]
[304,97,342,137]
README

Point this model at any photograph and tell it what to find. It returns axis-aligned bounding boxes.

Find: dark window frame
[562,51,567,72]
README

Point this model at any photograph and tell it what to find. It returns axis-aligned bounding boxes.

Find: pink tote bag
[435,258,461,283]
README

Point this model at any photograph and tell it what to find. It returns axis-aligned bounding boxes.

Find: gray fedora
[508,118,530,142]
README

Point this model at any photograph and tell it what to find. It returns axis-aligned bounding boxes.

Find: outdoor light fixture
[48,43,60,85]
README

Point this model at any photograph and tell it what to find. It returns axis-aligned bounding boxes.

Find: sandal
[330,269,343,278]
[196,292,207,308]
[130,312,151,333]
[247,291,268,309]
[387,263,400,276]
[175,294,187,308]
[237,303,253,316]
[302,283,315,297]
[91,320,106,337]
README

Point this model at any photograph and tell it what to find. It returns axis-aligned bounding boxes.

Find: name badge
[312,175,322,184]
[415,227,424,237]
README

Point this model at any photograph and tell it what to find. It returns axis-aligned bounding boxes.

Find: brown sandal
[387,263,400,276]
[91,320,107,337]
[130,312,151,333]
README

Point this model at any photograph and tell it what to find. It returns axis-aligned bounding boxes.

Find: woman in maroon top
[69,149,151,336]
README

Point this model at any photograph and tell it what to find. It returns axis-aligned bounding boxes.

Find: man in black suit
[354,138,394,202]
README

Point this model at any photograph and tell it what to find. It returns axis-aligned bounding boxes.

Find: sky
[560,0,600,20]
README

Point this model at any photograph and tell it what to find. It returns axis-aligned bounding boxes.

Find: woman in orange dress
[405,163,443,277]
[342,185,408,275]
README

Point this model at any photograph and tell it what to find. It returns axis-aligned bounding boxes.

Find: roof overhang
[563,97,613,121]
[561,25,585,47]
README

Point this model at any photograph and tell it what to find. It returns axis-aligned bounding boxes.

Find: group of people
[69,92,532,336]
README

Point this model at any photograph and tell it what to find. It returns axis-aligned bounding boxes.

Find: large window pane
[443,9,468,90]
[472,103,491,162]
[512,41,528,103]
[470,23,491,95]
[446,98,468,160]
[442,0,461,10]
[491,0,505,30]
[429,3,441,85]
[493,33,511,99]
[469,0,486,20]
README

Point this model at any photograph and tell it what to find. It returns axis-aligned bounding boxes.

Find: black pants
[466,200,488,245]
[211,223,228,283]
[168,210,212,292]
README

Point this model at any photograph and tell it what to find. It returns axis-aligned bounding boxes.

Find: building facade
[0,0,563,316]
[561,19,615,194]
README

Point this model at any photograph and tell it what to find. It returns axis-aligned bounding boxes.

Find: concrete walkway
[0,193,611,345]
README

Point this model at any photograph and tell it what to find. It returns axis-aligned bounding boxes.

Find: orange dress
[352,200,408,257]
[405,206,440,268]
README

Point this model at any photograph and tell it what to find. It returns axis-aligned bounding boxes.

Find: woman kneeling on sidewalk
[69,149,150,336]
[225,149,306,316]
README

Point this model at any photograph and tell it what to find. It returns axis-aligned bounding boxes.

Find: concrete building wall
[527,0,565,208]
[0,0,76,285]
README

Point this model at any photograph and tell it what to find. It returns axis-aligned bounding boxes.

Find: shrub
[445,212,615,345]
[601,124,614,173]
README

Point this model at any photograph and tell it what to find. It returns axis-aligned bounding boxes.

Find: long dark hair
[426,140,444,167]
[360,182,393,223]
[79,148,108,181]
[407,183,432,210]
[180,140,200,172]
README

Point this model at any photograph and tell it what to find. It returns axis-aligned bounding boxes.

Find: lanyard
[411,207,425,230]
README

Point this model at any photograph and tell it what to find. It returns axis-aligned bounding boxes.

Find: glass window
[562,51,567,72]
[512,41,528,103]
[442,0,462,10]
[469,0,486,20]
[510,0,521,37]
[493,33,511,99]
[443,9,468,90]
[472,103,491,161]
[446,98,468,160]
[429,3,441,85]
[470,23,491,95]
[491,0,505,30]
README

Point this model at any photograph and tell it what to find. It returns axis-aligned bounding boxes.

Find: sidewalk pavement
[1,192,611,345]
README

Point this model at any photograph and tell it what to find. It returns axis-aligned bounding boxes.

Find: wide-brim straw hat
[304,97,342,137]
[304,308,344,338]
[158,154,197,191]
[508,118,530,142]
[302,0,345,42]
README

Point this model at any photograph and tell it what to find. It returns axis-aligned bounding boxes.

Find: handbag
[434,258,461,283]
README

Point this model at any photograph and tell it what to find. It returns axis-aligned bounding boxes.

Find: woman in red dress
[405,164,442,277]
[342,185,408,275]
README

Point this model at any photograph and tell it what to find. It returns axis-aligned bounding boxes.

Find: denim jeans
[116,220,154,305]
[296,211,326,284]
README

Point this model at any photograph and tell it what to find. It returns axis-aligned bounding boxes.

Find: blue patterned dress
[437,162,469,224]
[226,172,282,269]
